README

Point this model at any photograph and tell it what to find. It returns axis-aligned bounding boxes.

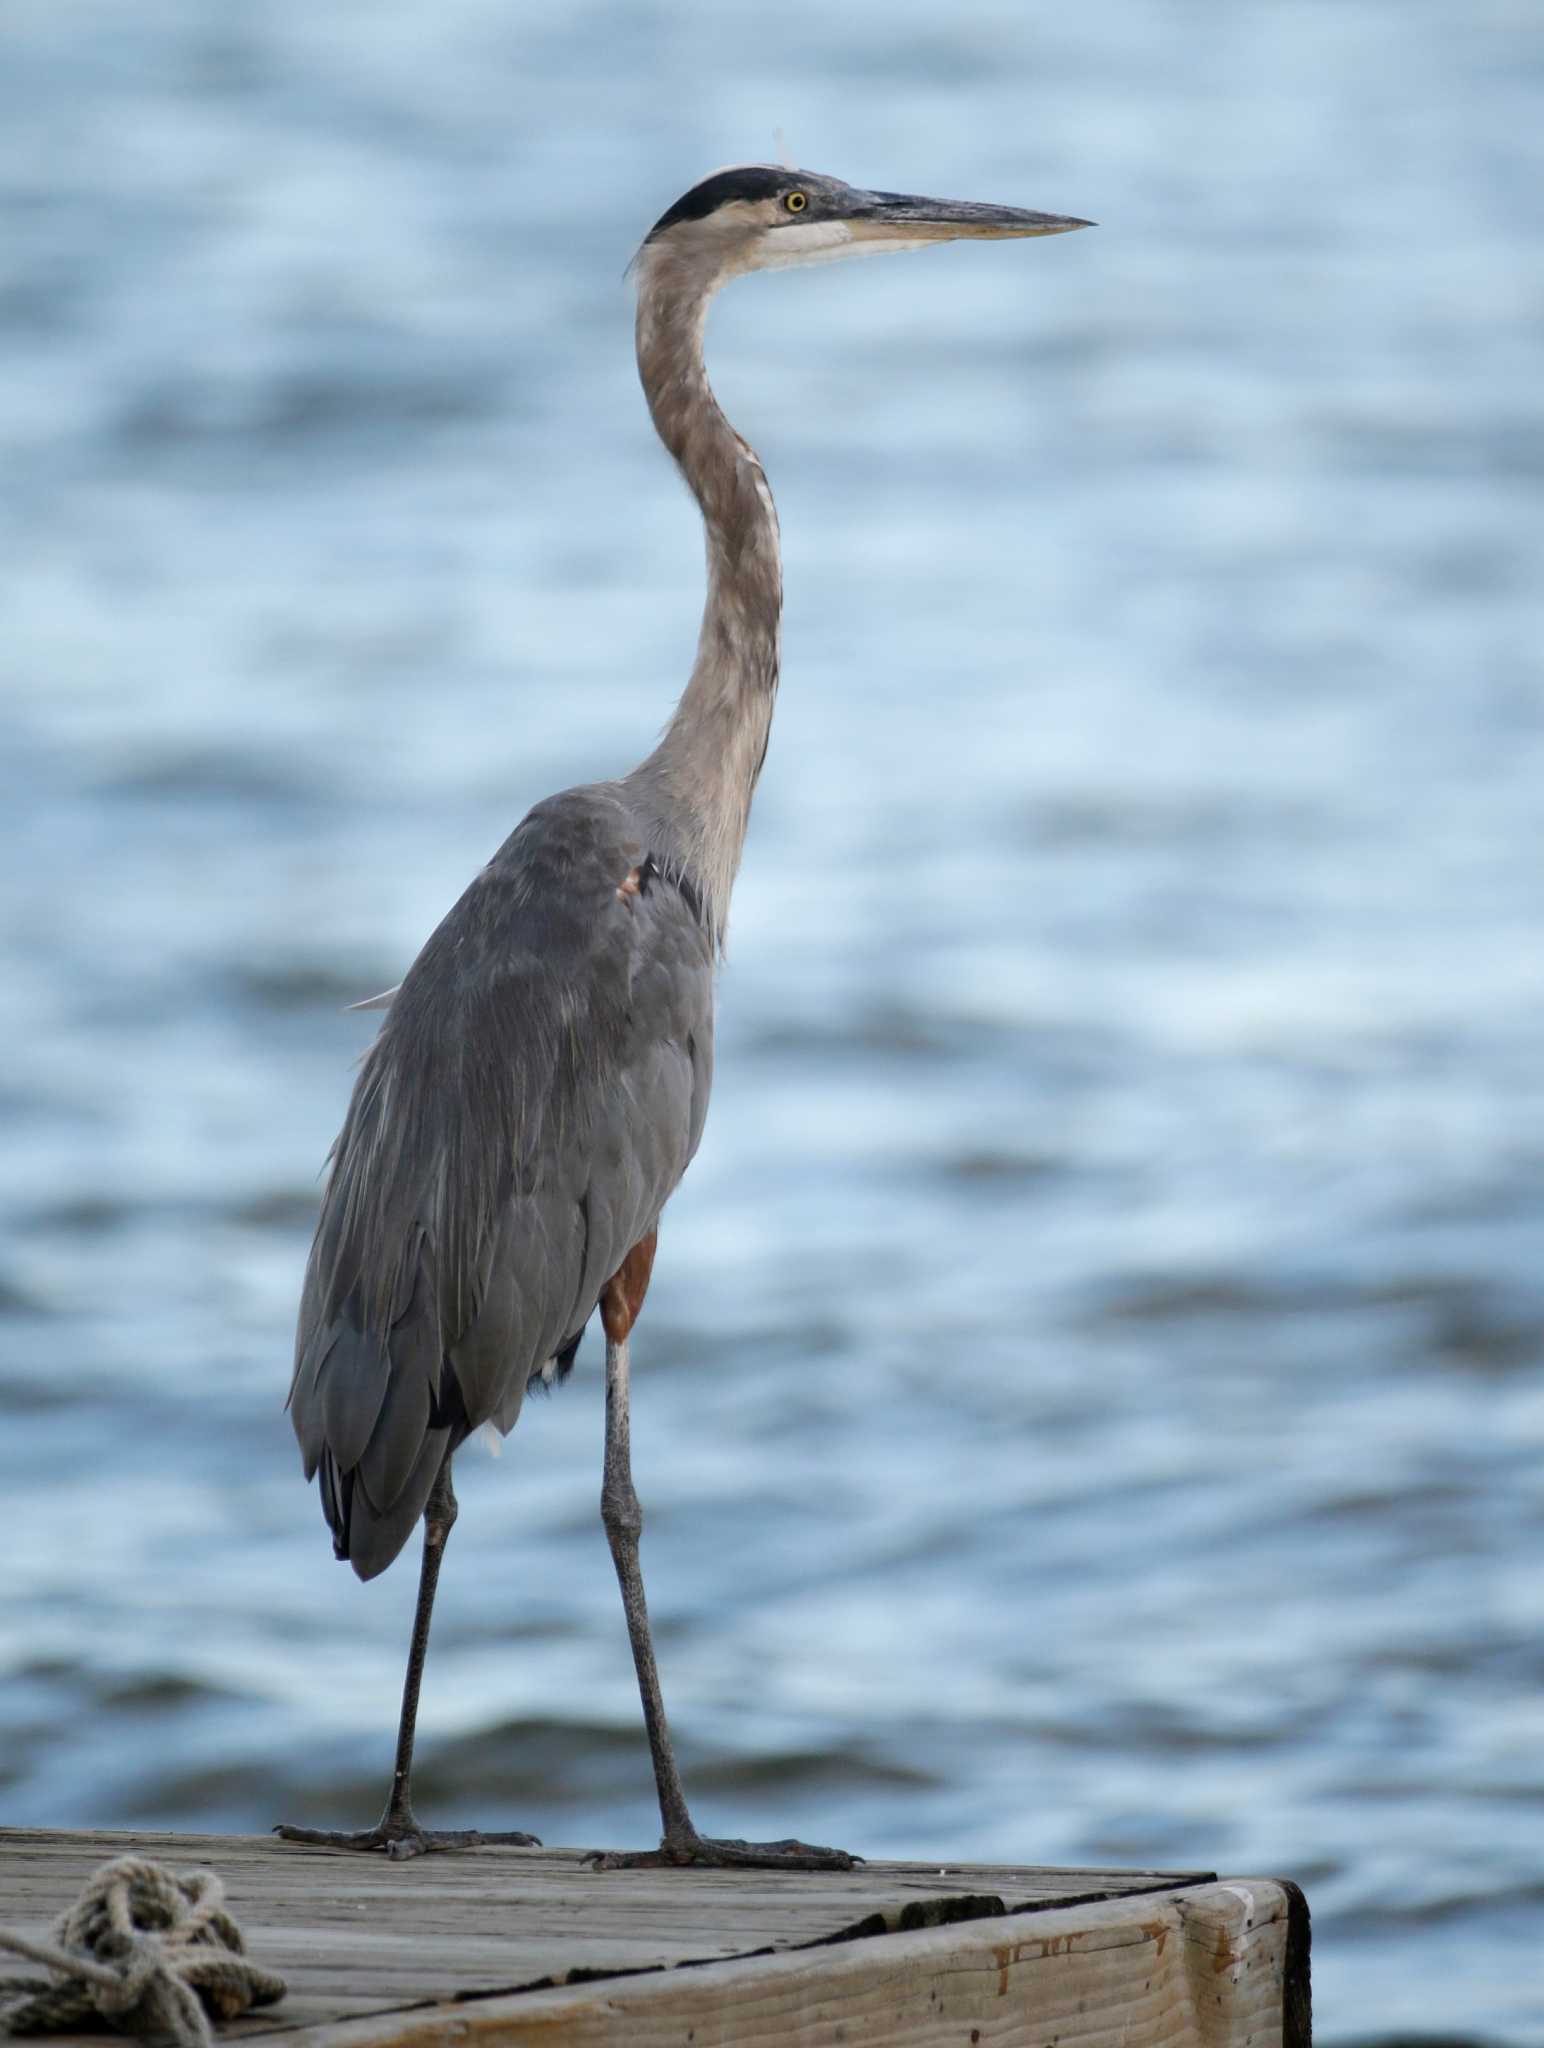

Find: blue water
[3,1,1542,2039]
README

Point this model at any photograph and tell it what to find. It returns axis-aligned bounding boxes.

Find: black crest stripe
[646,167,795,241]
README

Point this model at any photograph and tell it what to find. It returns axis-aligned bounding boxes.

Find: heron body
[283,165,1090,1865]
[290,791,714,1580]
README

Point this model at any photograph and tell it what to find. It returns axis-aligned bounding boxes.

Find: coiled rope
[0,1856,286,2046]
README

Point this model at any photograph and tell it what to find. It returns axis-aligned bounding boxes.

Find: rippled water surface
[3,2,1542,2040]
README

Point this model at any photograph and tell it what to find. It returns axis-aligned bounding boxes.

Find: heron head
[639,165,1092,285]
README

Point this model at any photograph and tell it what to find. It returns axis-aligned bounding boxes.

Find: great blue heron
[279,165,1091,1867]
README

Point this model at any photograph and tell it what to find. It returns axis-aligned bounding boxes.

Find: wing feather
[356,1368,433,1517]
[316,1326,388,1476]
[346,1427,451,1582]
[288,782,714,1579]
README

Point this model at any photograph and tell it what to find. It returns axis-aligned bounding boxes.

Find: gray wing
[287,783,715,1580]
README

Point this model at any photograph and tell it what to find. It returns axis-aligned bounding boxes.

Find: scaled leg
[594,1247,854,1873]
[277,1453,540,1859]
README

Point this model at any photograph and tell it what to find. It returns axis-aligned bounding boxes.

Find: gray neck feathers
[624,240,782,951]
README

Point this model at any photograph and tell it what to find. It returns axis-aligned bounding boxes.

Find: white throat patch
[746,219,950,271]
[745,219,857,271]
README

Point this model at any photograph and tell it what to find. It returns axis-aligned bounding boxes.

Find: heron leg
[596,1314,855,1874]
[277,1453,540,1860]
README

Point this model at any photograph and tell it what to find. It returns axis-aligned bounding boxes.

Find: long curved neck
[624,246,781,950]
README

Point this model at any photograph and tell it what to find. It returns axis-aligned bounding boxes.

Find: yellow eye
[783,191,808,213]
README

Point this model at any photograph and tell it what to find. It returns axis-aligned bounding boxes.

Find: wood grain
[0,1830,1303,2047]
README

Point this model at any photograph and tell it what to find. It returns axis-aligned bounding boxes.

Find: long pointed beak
[845,190,1094,244]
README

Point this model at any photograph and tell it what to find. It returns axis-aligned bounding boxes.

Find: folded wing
[288,784,715,1580]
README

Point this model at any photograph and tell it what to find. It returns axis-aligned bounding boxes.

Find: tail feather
[293,1228,454,1578]
[342,1426,451,1581]
[318,1447,353,1560]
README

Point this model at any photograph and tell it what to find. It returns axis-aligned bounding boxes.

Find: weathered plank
[0,1830,1307,2047]
[295,1880,1301,2048]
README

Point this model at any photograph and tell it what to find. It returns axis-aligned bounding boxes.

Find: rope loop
[0,1856,286,2047]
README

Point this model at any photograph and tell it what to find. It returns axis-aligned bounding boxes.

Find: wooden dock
[0,1830,1309,2047]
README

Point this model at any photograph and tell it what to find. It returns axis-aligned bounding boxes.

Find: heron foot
[274,1820,541,1860]
[590,1832,858,1873]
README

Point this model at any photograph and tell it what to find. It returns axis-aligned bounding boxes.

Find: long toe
[275,1822,541,1859]
[273,1824,412,1855]
[681,1836,858,1872]
[403,1828,542,1855]
[592,1834,857,1872]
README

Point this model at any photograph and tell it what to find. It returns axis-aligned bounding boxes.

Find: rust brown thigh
[600,1229,659,1344]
